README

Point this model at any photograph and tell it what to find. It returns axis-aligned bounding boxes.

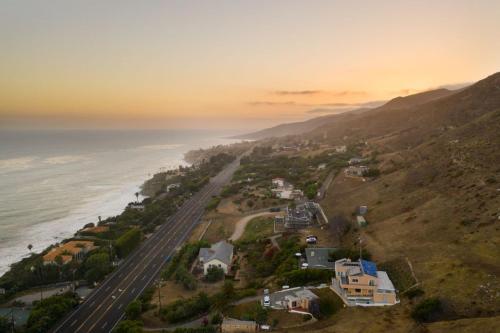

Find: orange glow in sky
[1,1,499,130]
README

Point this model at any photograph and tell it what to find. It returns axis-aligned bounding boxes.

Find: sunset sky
[1,0,499,130]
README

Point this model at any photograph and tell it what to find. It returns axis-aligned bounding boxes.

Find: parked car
[263,295,271,307]
[282,285,290,289]
[301,263,309,269]
[306,235,317,244]
[269,207,281,212]
[264,289,269,295]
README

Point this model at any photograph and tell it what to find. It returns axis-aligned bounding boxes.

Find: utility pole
[359,237,363,261]
[157,279,162,313]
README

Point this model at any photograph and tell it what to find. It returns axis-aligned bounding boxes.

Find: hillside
[315,72,500,330]
[233,111,364,140]
[237,88,459,140]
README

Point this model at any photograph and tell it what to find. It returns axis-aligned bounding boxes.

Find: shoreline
[0,157,189,277]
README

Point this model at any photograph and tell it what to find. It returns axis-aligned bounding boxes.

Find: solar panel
[361,260,378,277]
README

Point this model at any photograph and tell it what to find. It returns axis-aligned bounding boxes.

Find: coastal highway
[52,156,242,333]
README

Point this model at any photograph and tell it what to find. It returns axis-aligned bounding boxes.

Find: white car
[282,285,290,289]
[301,263,309,269]
[263,295,270,307]
[306,236,317,244]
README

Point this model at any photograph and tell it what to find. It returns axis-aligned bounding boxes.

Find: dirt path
[229,212,275,241]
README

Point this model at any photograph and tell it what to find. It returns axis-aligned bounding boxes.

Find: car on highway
[263,295,270,307]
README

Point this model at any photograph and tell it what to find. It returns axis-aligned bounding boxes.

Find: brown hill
[315,72,500,329]
[237,87,460,140]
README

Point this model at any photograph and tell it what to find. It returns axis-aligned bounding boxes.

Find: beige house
[199,240,234,275]
[331,258,399,306]
[43,240,97,265]
[221,317,257,333]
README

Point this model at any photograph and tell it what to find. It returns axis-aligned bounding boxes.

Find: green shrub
[210,312,223,325]
[205,266,225,283]
[115,228,142,258]
[173,327,217,333]
[279,269,333,287]
[411,297,442,322]
[125,300,142,320]
[160,292,211,323]
[26,293,78,333]
[405,288,425,299]
[113,320,143,333]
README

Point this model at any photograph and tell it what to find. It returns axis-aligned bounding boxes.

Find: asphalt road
[52,156,242,333]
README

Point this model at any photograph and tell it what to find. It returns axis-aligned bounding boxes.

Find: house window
[352,279,358,283]
[355,289,361,293]
[218,264,221,267]
[369,280,375,286]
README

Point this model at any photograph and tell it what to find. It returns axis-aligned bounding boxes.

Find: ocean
[0,129,239,276]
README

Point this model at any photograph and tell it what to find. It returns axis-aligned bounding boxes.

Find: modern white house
[198,240,234,275]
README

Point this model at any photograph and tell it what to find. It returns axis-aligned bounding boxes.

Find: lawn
[238,216,275,243]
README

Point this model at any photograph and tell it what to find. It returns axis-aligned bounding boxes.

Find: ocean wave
[0,156,37,173]
[134,144,185,151]
[43,155,90,165]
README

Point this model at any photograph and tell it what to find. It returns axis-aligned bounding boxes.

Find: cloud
[271,90,367,97]
[247,101,298,106]
[273,90,322,95]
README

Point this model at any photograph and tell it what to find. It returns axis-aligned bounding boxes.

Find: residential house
[305,248,336,270]
[221,317,257,333]
[166,183,181,192]
[334,145,347,153]
[129,203,145,211]
[356,215,367,227]
[198,240,234,275]
[271,178,302,200]
[357,205,368,215]
[345,165,369,177]
[331,258,399,306]
[274,201,321,230]
[349,157,365,165]
[43,240,97,265]
[272,178,285,188]
[267,287,319,316]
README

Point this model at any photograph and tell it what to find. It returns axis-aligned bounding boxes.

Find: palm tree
[27,244,33,253]
[134,192,139,203]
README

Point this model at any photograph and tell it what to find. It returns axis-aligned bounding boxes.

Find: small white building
[129,203,145,211]
[317,163,327,170]
[334,145,347,153]
[199,240,234,275]
[272,178,285,188]
[166,183,181,192]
